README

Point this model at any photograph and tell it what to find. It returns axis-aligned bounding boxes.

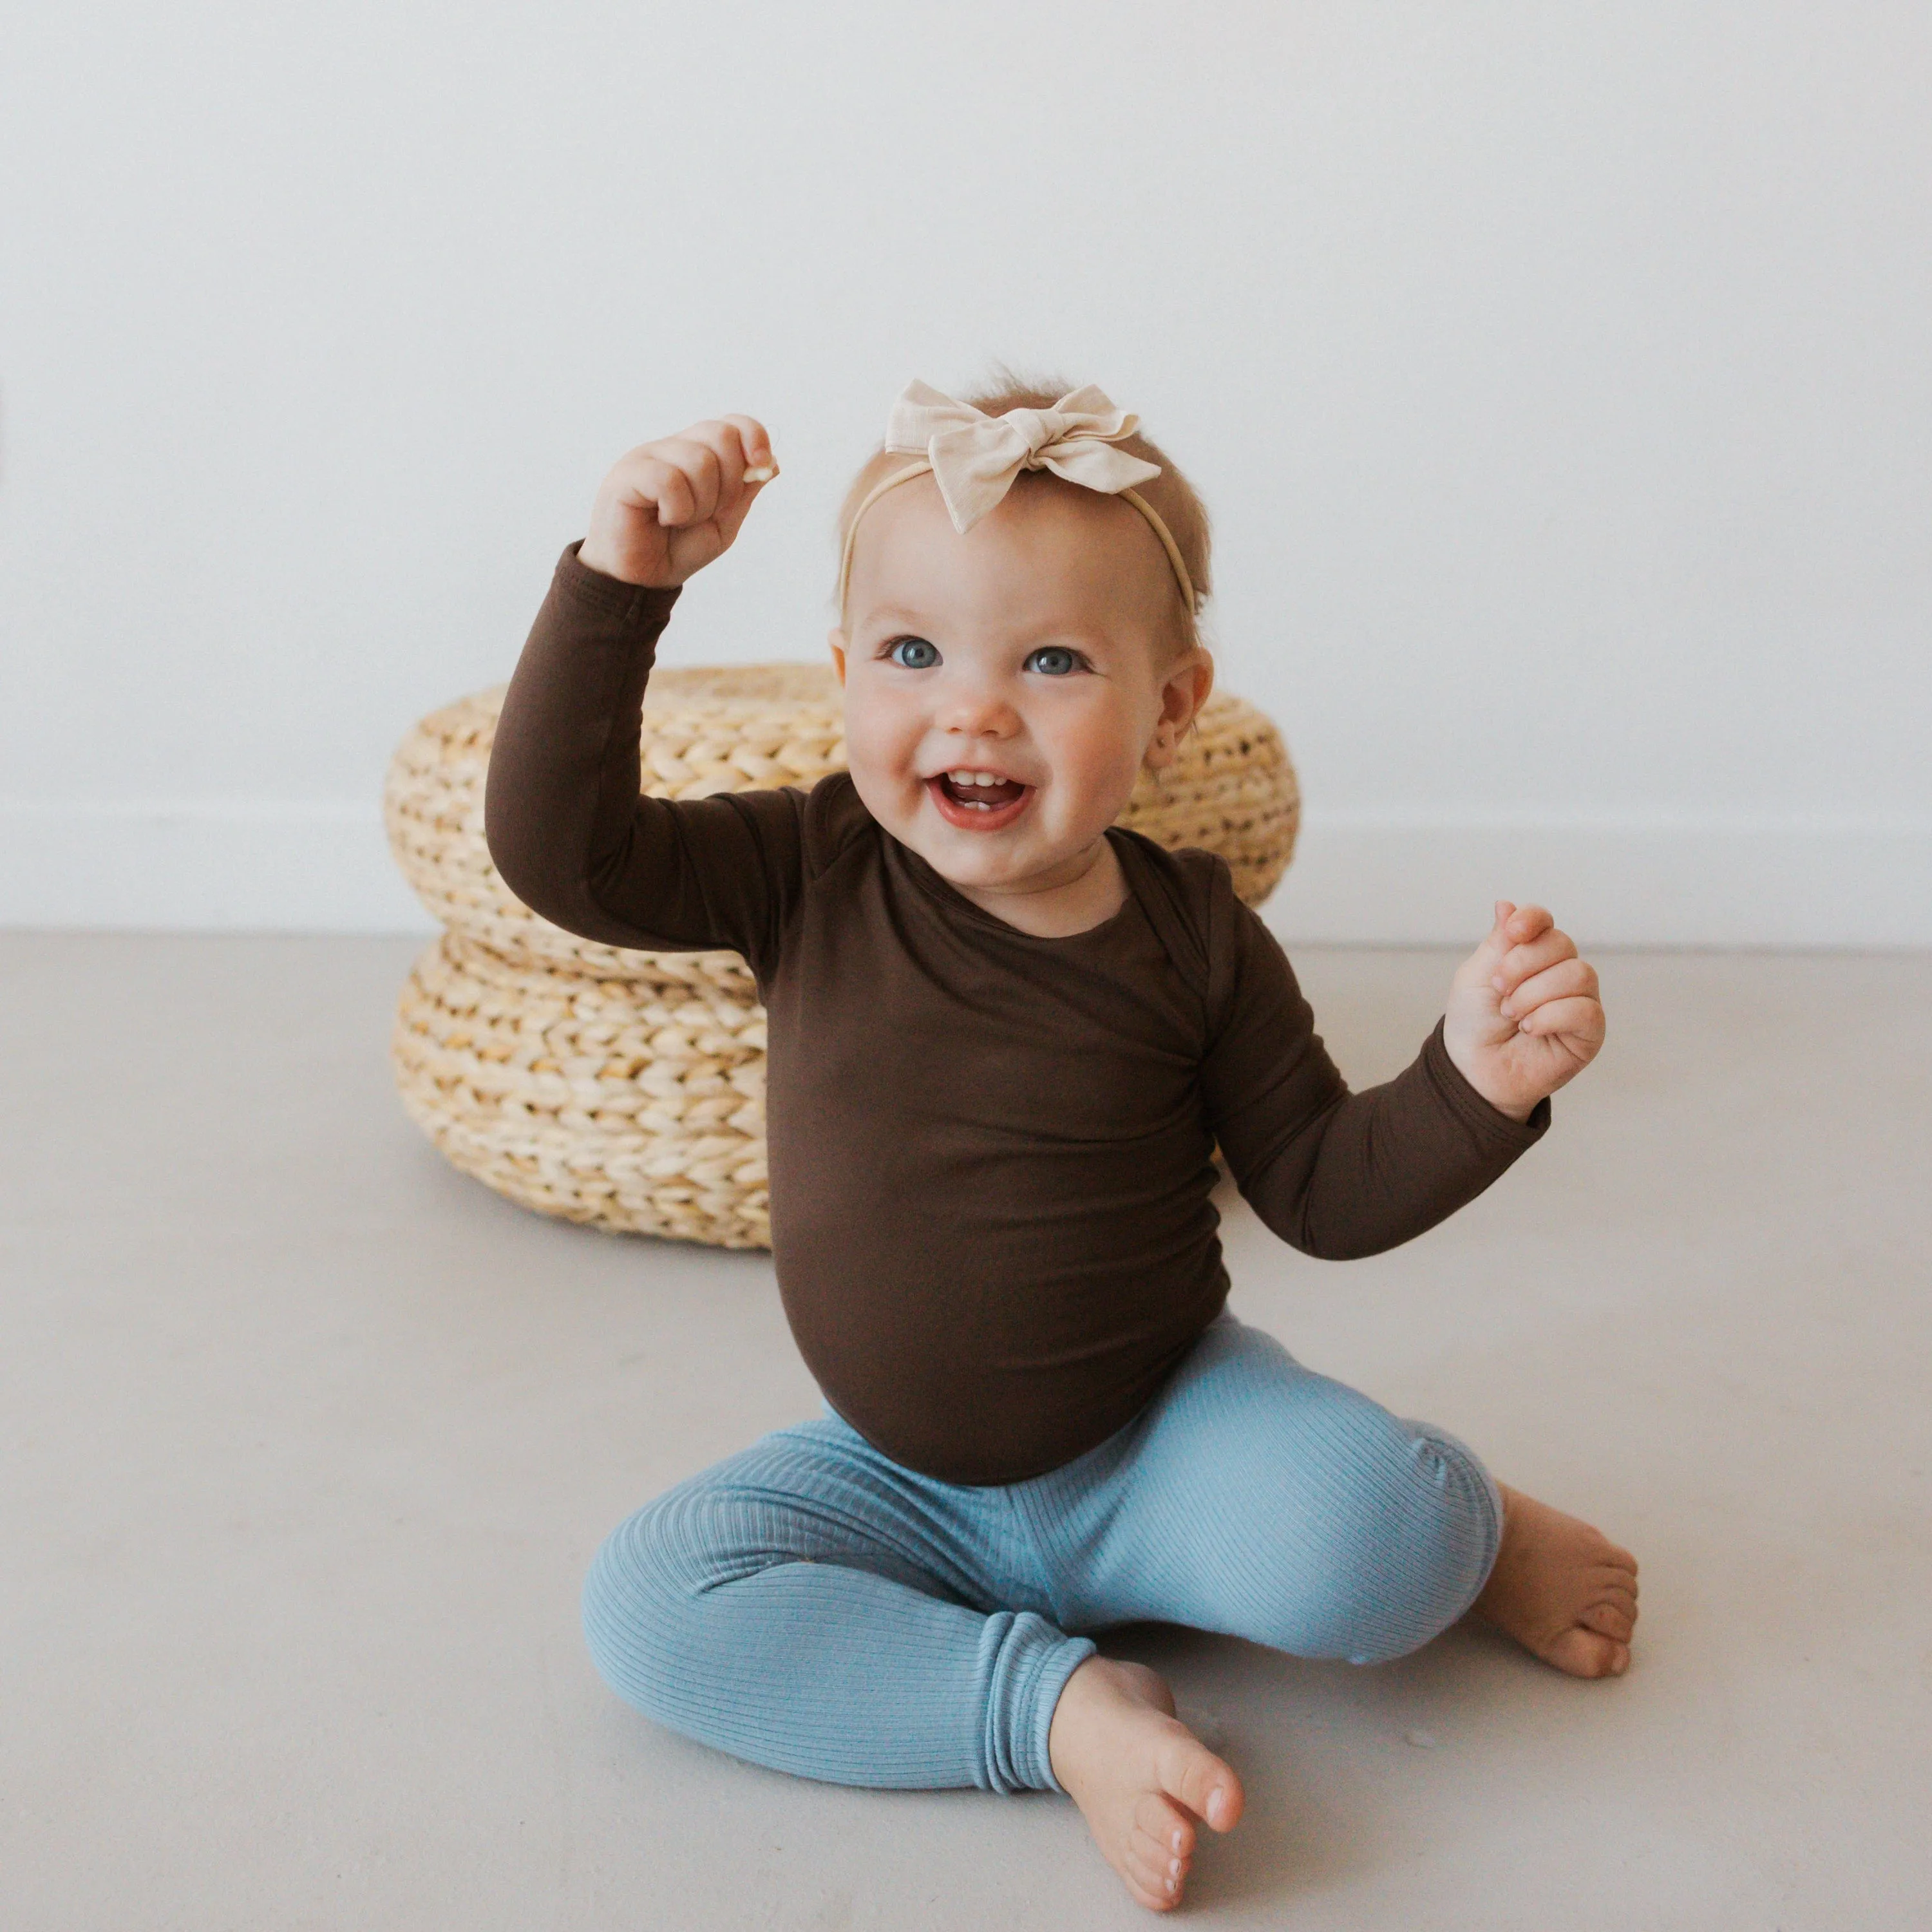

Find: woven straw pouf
[386,664,1299,1248]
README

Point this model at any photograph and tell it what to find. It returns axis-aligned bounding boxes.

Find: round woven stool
[386,663,1300,1248]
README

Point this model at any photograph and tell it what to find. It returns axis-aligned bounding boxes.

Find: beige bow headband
[837,379,1201,620]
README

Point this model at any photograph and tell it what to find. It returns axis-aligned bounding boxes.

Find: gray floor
[4,936,1929,1929]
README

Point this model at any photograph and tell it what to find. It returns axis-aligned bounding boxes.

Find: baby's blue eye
[887,637,940,669]
[1025,647,1080,676]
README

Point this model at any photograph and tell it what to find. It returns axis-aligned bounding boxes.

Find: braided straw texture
[395,930,773,1247]
[386,663,1298,1245]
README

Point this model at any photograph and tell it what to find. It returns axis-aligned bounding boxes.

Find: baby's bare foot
[1474,1484,1640,1678]
[1047,1656,1244,1913]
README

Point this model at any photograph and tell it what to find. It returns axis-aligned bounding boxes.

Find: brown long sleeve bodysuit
[485,543,1548,1486]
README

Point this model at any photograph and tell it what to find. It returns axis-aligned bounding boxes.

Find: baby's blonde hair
[836,369,1213,653]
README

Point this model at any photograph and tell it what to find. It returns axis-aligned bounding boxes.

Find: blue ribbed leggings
[582,1311,1501,1795]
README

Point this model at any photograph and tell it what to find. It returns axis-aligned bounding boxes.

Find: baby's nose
[943,699,1020,734]
[941,688,1019,735]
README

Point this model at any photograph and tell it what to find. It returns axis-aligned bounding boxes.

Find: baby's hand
[1443,902,1605,1122]
[579,415,777,587]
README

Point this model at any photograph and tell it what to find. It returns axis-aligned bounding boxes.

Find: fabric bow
[884,379,1164,533]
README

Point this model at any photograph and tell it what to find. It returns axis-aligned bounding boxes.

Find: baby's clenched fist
[580,415,777,588]
[1443,902,1605,1122]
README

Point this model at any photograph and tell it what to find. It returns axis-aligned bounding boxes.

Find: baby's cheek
[842,694,916,782]
[845,737,913,808]
[840,710,930,838]
[1054,707,1148,822]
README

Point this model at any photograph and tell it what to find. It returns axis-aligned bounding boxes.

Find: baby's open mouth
[936,770,1028,810]
[927,770,1035,830]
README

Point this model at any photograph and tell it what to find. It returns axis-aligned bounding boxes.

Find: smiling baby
[483,379,1638,1913]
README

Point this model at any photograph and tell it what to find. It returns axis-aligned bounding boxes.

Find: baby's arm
[1202,893,1570,1259]
[484,417,799,958]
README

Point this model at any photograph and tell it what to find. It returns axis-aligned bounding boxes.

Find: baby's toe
[1595,1586,1639,1633]
[1131,1821,1184,1871]
[1126,1840,1183,1906]
[1580,1600,1635,1643]
[1135,1789,1193,1859]
[1542,1625,1627,1679]
[1122,1852,1180,1911]
[1158,1734,1241,1831]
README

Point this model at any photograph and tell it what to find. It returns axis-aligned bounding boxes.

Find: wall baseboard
[1,800,1926,947]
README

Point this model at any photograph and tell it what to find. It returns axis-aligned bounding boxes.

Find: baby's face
[831,473,1210,907]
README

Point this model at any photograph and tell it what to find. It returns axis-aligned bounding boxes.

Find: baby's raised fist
[580,414,777,589]
[1443,900,1606,1121]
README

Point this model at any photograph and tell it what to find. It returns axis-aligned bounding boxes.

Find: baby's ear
[827,627,849,686]
[1145,647,1213,771]
[1164,645,1214,726]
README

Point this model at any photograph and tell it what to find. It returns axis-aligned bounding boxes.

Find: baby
[484,379,1638,1913]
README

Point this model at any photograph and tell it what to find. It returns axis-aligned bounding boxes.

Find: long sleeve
[483,542,808,973]
[1200,887,1548,1260]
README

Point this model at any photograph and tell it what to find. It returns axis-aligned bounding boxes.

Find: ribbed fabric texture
[582,1312,1501,1795]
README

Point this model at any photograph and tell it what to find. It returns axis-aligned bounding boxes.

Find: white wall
[3,1,1927,943]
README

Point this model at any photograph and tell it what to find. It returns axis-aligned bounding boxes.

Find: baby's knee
[580,1483,749,1710]
[1251,1423,1500,1665]
[1334,1429,1498,1662]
